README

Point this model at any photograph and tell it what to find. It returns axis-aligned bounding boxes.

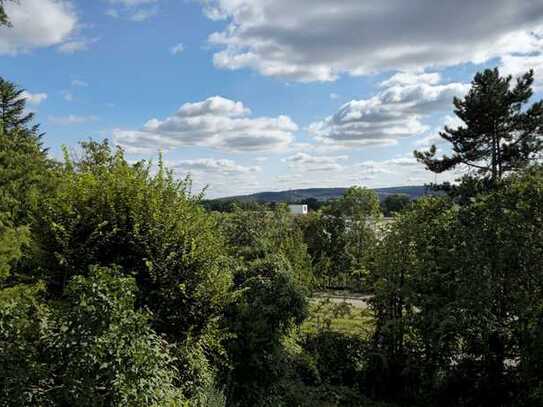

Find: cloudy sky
[2,0,543,197]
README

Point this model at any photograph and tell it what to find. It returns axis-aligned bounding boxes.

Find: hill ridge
[217,185,431,202]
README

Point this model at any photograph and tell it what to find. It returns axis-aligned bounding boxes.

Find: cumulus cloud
[21,91,48,106]
[57,38,96,54]
[173,158,260,174]
[283,152,348,171]
[49,114,98,126]
[414,115,464,148]
[105,0,159,21]
[113,96,297,153]
[308,72,467,148]
[71,79,88,87]
[171,157,262,198]
[0,0,78,55]
[499,29,543,89]
[201,0,543,82]
[129,7,158,22]
[108,0,157,5]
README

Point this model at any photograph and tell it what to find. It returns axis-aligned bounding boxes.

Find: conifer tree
[0,78,51,224]
[0,77,41,137]
[415,68,543,184]
[0,0,13,27]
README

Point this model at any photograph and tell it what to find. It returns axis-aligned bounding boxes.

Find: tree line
[1,20,543,405]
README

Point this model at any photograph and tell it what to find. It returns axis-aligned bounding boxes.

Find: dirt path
[312,292,372,309]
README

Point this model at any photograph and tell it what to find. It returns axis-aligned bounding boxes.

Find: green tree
[223,256,308,406]
[0,77,42,137]
[0,0,15,27]
[46,267,186,407]
[307,187,381,289]
[0,214,28,282]
[381,194,411,217]
[0,78,53,228]
[219,204,313,286]
[415,68,543,184]
[31,140,232,342]
[369,168,543,406]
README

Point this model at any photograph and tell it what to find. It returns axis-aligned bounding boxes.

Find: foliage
[299,187,381,290]
[0,283,50,407]
[223,255,309,406]
[415,68,543,184]
[303,298,373,336]
[0,0,14,26]
[381,194,411,216]
[369,167,543,406]
[219,204,313,286]
[45,267,186,406]
[0,78,53,225]
[31,140,232,341]
[0,214,28,282]
[2,69,543,407]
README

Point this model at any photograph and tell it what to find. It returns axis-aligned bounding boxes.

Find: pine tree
[0,78,51,224]
[414,68,543,184]
[0,1,15,27]
[0,77,41,136]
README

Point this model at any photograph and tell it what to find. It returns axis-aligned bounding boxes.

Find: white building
[288,204,308,215]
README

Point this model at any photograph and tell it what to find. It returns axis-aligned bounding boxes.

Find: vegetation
[381,193,411,217]
[1,42,543,407]
[0,0,14,27]
[415,68,543,186]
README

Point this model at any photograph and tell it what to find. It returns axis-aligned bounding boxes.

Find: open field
[302,295,374,336]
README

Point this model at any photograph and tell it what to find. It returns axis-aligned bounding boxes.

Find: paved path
[312,292,372,309]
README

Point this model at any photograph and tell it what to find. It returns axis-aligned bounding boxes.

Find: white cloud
[57,37,97,54]
[329,93,340,100]
[105,9,120,18]
[282,152,348,171]
[170,157,262,198]
[108,0,157,5]
[72,79,88,87]
[201,0,543,82]
[308,72,468,148]
[21,91,48,106]
[170,43,185,55]
[105,0,159,21]
[129,7,158,22]
[499,33,543,89]
[415,115,464,148]
[113,96,297,153]
[174,158,261,174]
[0,0,78,55]
[49,114,98,126]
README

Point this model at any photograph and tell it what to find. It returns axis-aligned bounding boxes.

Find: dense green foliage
[369,169,543,406]
[381,194,411,216]
[1,66,543,407]
[297,187,381,290]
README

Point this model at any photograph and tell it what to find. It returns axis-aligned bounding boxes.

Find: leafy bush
[31,141,232,342]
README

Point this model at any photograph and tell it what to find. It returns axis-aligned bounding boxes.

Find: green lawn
[302,297,374,337]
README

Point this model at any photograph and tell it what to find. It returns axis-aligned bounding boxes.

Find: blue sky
[2,0,543,197]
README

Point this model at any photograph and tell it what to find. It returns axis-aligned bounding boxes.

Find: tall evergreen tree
[0,0,14,27]
[0,78,51,225]
[0,77,41,137]
[414,68,543,184]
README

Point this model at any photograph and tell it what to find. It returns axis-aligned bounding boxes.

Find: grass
[302,297,374,337]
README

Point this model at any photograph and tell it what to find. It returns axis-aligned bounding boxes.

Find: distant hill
[217,186,433,203]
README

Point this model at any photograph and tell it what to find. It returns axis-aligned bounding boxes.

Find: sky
[2,0,543,198]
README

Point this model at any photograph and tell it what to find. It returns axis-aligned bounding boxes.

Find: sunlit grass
[302,297,374,337]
